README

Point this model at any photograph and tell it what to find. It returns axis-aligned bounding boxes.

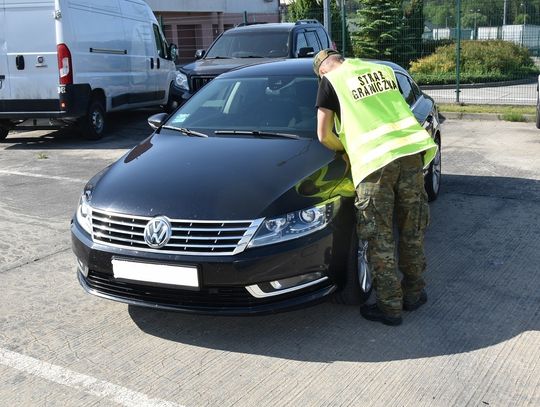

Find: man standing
[314,49,438,326]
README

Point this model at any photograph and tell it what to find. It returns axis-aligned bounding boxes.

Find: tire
[424,136,441,202]
[0,126,8,141]
[79,98,106,140]
[163,83,179,114]
[536,99,540,129]
[333,229,372,305]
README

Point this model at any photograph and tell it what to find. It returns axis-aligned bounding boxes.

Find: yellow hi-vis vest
[324,59,438,187]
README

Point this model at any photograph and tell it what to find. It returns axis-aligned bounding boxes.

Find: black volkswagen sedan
[71,59,442,315]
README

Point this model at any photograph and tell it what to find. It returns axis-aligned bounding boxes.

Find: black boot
[403,290,428,311]
[360,303,402,326]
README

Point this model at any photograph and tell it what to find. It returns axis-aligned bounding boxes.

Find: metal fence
[281,0,540,106]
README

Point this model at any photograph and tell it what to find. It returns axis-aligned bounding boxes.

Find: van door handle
[150,58,154,69]
[157,58,160,69]
[16,55,25,70]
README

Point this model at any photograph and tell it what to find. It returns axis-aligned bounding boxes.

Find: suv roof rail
[295,19,320,25]
[235,22,268,27]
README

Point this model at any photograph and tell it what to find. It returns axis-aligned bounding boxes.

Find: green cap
[313,48,340,77]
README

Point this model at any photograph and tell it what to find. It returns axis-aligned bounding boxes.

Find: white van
[0,0,178,140]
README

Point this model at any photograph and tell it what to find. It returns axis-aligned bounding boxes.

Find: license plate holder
[112,259,199,289]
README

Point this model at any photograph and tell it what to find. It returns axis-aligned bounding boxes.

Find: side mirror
[297,47,315,58]
[195,49,206,60]
[168,44,178,61]
[148,113,169,130]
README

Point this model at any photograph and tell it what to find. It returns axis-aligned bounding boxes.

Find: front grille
[90,208,262,256]
[86,270,259,308]
[190,76,215,92]
[84,270,329,309]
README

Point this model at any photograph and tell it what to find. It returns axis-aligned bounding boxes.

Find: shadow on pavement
[2,108,161,151]
[129,174,540,362]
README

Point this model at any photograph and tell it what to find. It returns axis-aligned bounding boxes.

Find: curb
[440,111,535,122]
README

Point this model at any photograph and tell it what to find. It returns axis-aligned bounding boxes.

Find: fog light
[76,258,89,277]
[246,271,327,298]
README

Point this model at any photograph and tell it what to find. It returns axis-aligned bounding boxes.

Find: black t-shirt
[316,76,341,121]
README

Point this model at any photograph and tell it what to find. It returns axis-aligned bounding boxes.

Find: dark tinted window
[206,31,289,58]
[396,73,415,106]
[316,27,330,48]
[305,30,321,52]
[168,76,319,139]
[295,33,308,52]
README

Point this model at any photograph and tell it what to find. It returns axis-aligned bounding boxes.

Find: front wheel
[536,98,540,129]
[333,230,372,305]
[0,126,8,141]
[424,136,441,201]
[78,98,106,140]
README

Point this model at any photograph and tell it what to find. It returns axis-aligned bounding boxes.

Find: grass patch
[438,103,535,115]
[500,112,528,122]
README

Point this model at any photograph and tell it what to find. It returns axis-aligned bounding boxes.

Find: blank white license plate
[112,259,199,288]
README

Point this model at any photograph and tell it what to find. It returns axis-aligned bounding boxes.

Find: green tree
[352,0,403,62]
[398,0,425,67]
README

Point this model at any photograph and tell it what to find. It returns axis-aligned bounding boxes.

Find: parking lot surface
[1,113,539,407]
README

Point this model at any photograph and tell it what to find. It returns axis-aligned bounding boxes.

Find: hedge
[409,40,539,85]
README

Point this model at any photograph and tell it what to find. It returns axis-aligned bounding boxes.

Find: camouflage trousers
[355,153,429,316]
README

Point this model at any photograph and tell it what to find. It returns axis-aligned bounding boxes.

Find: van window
[152,24,167,58]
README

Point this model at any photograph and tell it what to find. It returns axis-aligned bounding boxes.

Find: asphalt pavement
[0,113,539,406]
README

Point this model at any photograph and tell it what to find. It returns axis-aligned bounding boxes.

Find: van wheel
[333,229,371,305]
[79,99,106,140]
[424,136,441,201]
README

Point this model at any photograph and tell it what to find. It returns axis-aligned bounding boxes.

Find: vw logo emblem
[143,216,172,248]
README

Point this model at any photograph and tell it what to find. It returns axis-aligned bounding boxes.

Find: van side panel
[117,0,155,107]
[3,0,58,101]
[0,0,11,99]
[66,0,128,110]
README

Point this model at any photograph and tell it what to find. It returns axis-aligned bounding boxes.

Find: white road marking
[0,169,86,184]
[0,348,184,407]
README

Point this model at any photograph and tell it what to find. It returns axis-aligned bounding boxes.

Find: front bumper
[71,217,351,315]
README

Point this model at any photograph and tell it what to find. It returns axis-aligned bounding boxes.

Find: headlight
[248,197,341,248]
[76,193,92,235]
[175,72,189,91]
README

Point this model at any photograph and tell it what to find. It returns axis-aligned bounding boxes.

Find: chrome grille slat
[93,224,145,236]
[90,208,263,256]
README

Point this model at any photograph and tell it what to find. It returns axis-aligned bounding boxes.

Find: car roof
[218,58,409,79]
[225,22,320,34]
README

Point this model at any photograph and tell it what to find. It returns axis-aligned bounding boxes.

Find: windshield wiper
[208,56,231,59]
[238,55,263,58]
[162,126,208,138]
[214,130,300,139]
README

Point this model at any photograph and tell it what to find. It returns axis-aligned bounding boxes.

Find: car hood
[88,132,351,220]
[181,57,281,77]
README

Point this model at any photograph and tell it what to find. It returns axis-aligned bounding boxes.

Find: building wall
[146,1,280,62]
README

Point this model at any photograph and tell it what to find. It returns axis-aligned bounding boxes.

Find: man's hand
[317,107,345,152]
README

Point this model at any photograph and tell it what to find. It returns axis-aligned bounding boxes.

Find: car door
[0,0,10,100]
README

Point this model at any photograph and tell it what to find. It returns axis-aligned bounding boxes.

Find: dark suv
[172,20,333,103]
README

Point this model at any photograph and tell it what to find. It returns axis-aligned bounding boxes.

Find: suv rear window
[206,32,290,58]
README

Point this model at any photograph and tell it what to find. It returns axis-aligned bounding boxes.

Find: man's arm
[317,107,345,152]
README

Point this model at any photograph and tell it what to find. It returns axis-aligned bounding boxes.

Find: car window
[409,78,423,100]
[305,30,321,52]
[168,76,319,139]
[295,33,308,53]
[396,73,416,106]
[206,32,289,58]
[316,27,330,48]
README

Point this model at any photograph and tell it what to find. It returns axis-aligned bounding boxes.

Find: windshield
[167,75,319,139]
[206,32,290,58]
